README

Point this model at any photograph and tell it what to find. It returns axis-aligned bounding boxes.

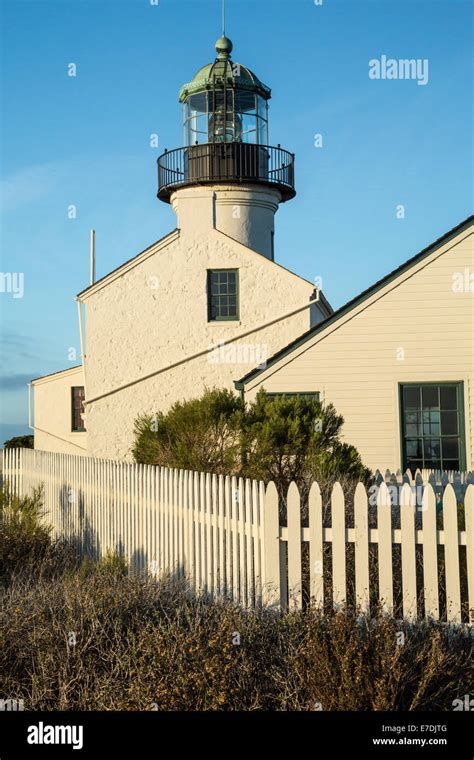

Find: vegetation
[0,484,471,711]
[133,388,242,474]
[3,434,34,449]
[133,388,371,499]
[0,485,72,586]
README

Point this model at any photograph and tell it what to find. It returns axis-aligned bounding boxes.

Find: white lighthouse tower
[157,34,296,260]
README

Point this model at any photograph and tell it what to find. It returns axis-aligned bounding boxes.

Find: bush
[133,388,371,499]
[0,514,470,712]
[240,390,371,501]
[0,485,75,585]
[78,550,128,580]
[0,569,471,711]
[132,388,243,473]
[3,435,34,449]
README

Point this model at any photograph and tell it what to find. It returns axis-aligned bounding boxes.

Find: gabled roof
[235,214,474,389]
[76,225,334,315]
[31,365,83,384]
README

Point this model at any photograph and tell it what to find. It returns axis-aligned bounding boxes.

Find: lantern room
[180,36,270,146]
[157,35,295,204]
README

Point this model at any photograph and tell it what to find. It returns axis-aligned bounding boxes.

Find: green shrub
[133,388,371,499]
[79,550,128,580]
[0,485,75,584]
[132,387,243,473]
[240,390,371,500]
[3,435,34,449]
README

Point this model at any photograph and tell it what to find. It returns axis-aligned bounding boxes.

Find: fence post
[262,481,281,609]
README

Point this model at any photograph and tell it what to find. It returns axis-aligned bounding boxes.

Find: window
[265,392,320,402]
[71,386,86,432]
[400,383,465,472]
[208,269,239,321]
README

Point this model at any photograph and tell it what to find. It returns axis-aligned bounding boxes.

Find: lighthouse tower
[157,35,295,260]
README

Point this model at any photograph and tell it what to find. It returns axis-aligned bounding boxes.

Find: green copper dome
[178,36,271,103]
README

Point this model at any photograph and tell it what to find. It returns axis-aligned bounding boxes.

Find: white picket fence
[2,448,473,624]
[375,468,474,501]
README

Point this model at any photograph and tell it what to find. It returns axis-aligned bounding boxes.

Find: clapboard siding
[244,227,474,472]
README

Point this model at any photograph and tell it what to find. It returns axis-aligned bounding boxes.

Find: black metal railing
[157,142,295,202]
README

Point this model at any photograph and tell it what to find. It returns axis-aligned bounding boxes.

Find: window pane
[424,458,442,470]
[441,411,458,435]
[442,438,459,459]
[440,386,457,410]
[404,386,420,408]
[406,439,422,457]
[443,459,460,471]
[422,386,439,409]
[424,439,440,459]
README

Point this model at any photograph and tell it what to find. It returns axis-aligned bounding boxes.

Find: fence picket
[244,479,253,608]
[231,476,239,603]
[400,483,417,621]
[421,484,439,620]
[308,482,323,608]
[331,482,346,608]
[465,485,474,624]
[262,481,280,608]
[377,483,393,614]
[354,482,370,614]
[443,484,461,624]
[2,449,468,623]
[287,482,302,610]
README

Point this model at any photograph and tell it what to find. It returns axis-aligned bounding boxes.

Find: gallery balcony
[157,142,296,203]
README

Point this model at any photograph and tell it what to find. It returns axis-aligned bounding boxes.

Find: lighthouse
[157,35,295,260]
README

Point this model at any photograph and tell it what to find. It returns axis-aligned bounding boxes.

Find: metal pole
[28,383,33,430]
[90,229,95,286]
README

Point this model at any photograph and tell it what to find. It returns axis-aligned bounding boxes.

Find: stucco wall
[33,366,87,455]
[242,225,474,473]
[81,226,325,459]
[171,184,281,259]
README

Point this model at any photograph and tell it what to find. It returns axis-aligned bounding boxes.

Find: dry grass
[1,566,472,711]
[0,485,472,711]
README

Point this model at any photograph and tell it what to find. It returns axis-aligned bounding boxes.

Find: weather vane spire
[222,0,225,36]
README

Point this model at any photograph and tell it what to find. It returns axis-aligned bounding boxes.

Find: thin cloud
[0,373,33,391]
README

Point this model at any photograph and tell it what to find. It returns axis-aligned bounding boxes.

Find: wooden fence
[2,448,473,624]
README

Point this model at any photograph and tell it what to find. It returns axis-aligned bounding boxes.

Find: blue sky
[0,0,472,441]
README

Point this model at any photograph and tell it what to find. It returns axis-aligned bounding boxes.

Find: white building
[31,34,473,473]
[31,35,332,460]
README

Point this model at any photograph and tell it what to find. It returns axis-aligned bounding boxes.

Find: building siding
[32,366,87,455]
[243,226,474,472]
